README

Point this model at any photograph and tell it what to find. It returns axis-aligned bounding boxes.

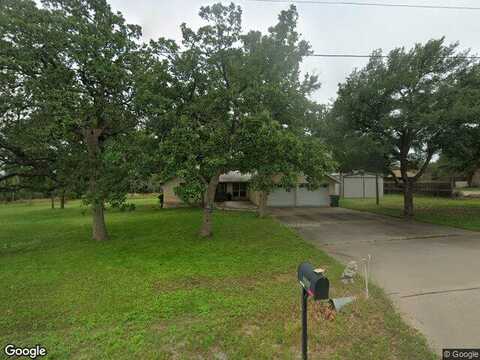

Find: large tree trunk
[467,171,475,187]
[399,146,414,218]
[84,128,109,241]
[51,195,55,209]
[60,189,65,209]
[257,191,268,218]
[403,181,414,218]
[200,174,220,238]
[92,201,108,241]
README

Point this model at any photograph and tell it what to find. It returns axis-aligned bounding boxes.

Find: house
[387,169,420,179]
[162,171,340,208]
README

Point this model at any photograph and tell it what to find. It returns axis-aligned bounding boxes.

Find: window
[239,183,247,197]
[232,183,247,198]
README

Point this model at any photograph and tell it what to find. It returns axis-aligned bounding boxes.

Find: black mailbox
[297,262,329,300]
[298,262,330,360]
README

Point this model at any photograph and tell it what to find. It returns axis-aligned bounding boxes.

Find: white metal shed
[340,173,384,199]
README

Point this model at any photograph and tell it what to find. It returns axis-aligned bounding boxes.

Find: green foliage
[335,38,473,181]
[1,0,151,238]
[0,0,144,194]
[173,178,204,206]
[313,106,387,174]
[150,3,250,194]
[439,64,480,182]
[147,4,333,214]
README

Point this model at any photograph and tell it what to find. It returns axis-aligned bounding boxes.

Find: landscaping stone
[341,261,358,284]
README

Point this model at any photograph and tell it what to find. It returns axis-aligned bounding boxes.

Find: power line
[308,53,480,59]
[245,0,480,11]
[159,51,480,59]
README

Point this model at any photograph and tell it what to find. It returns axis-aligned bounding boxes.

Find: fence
[384,181,454,197]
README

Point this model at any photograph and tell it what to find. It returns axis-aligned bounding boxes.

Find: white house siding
[296,186,330,206]
[267,188,296,207]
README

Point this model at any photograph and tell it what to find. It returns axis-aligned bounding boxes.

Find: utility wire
[308,53,480,59]
[245,0,480,11]
[159,51,480,59]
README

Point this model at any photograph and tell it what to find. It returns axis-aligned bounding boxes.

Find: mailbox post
[298,262,330,360]
[301,286,308,360]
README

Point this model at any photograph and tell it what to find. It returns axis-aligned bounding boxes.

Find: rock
[214,351,228,360]
[341,261,358,284]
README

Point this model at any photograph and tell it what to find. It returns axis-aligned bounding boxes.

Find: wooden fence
[384,181,454,197]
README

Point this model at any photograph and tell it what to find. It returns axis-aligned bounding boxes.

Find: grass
[0,196,436,359]
[460,187,480,194]
[341,194,480,231]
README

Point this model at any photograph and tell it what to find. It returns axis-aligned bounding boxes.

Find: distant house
[386,169,420,180]
[162,171,340,208]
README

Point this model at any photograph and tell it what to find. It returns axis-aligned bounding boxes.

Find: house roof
[389,169,418,178]
[342,173,379,178]
[218,171,340,184]
[325,174,341,183]
[219,171,252,183]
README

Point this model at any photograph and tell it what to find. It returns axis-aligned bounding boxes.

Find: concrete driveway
[271,207,480,353]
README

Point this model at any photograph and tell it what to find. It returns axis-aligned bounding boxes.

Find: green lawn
[341,194,480,231]
[0,197,436,359]
[464,187,480,191]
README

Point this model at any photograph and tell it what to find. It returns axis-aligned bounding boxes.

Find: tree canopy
[439,63,480,185]
[145,4,333,234]
[1,0,146,239]
[334,38,473,216]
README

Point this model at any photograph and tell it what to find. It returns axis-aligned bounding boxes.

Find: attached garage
[296,185,330,206]
[267,188,296,207]
[266,184,332,207]
[163,172,340,208]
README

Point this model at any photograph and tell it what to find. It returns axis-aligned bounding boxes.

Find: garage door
[267,188,295,207]
[267,186,330,207]
[296,186,329,206]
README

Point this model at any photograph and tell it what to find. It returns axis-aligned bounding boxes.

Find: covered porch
[214,171,252,202]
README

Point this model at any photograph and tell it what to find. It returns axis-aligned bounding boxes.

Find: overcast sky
[108,0,480,104]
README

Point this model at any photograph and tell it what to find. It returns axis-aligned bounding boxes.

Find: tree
[334,39,472,216]
[0,0,66,200]
[152,3,333,235]
[1,0,145,240]
[440,64,480,185]
[149,3,256,237]
[439,127,480,186]
[313,106,387,175]
[239,113,333,217]
[238,7,334,217]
